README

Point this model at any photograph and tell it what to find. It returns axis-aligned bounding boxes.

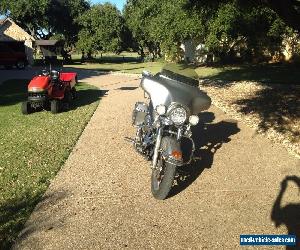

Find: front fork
[151,125,197,168]
[152,127,163,168]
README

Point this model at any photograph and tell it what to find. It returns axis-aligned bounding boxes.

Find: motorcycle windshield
[141,63,211,114]
[160,63,199,87]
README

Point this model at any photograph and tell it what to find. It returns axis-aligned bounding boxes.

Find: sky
[91,0,126,11]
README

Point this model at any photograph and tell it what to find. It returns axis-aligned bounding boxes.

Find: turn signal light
[189,115,199,126]
[172,150,182,160]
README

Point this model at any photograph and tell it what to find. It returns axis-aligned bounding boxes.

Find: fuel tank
[141,74,211,115]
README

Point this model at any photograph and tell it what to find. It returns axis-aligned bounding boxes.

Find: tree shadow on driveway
[168,112,240,198]
[201,72,300,147]
[234,85,300,142]
[0,189,69,249]
[271,175,300,249]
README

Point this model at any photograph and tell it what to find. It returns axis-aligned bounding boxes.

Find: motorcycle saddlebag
[132,102,148,126]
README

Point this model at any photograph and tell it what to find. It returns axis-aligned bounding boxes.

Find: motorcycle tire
[21,101,31,115]
[51,100,60,114]
[151,156,176,200]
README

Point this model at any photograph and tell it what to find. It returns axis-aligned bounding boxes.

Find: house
[0,17,35,65]
[180,40,215,63]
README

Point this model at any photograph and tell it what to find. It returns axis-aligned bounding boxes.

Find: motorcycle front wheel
[151,155,176,200]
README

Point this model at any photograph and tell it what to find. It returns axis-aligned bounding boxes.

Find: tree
[0,0,49,37]
[151,0,205,61]
[204,2,288,62]
[124,0,205,61]
[184,0,290,62]
[205,2,244,61]
[188,0,300,32]
[124,0,161,60]
[258,0,300,32]
[77,3,124,58]
[45,0,90,46]
[0,0,89,45]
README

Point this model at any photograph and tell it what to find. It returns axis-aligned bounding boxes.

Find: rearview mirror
[142,70,152,77]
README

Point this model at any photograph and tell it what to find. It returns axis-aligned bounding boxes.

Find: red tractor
[22,69,78,114]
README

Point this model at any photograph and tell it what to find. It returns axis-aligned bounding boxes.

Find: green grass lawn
[0,80,101,249]
[35,52,164,75]
[68,52,164,74]
[195,63,300,84]
[66,61,164,74]
[69,53,300,84]
[34,51,300,84]
[35,51,300,84]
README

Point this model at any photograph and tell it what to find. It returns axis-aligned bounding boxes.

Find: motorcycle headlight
[169,106,187,125]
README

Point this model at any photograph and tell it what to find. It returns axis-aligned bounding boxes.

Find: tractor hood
[28,76,51,92]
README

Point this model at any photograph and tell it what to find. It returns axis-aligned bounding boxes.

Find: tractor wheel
[50,100,60,114]
[65,90,72,103]
[21,101,31,115]
[71,87,77,99]
[44,101,51,111]
[62,90,73,111]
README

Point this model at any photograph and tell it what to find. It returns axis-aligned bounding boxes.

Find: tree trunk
[139,47,145,62]
[87,51,93,60]
[81,50,85,63]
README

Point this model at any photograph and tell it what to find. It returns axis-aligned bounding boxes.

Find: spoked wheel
[151,155,176,200]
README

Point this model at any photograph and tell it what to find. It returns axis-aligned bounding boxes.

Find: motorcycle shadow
[168,112,240,198]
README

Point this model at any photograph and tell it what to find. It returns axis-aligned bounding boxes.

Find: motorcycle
[129,64,211,200]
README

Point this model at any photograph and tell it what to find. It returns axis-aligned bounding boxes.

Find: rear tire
[63,90,72,110]
[50,100,60,114]
[21,101,31,115]
[151,156,176,200]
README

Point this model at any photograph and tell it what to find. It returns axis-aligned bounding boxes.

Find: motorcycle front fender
[160,136,183,166]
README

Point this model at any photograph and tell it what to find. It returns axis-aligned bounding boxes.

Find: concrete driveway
[13,74,300,249]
